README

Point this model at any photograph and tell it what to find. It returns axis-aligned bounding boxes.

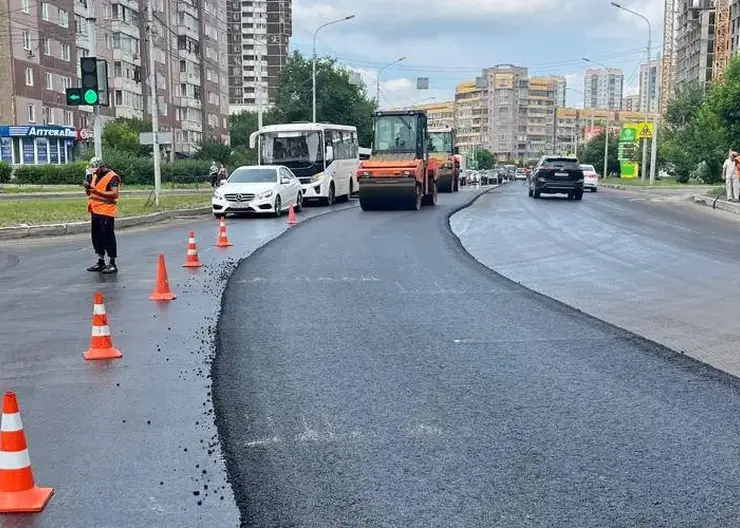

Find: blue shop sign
[0,125,77,139]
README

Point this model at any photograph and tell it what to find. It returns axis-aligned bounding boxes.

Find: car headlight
[311,172,324,183]
[257,190,273,200]
[213,190,224,200]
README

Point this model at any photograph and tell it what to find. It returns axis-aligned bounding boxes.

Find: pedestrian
[722,150,739,201]
[84,157,121,274]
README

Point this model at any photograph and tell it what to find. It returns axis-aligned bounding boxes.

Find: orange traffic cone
[287,204,297,226]
[150,254,176,301]
[183,230,202,268]
[0,391,53,513]
[84,291,122,360]
[215,217,232,247]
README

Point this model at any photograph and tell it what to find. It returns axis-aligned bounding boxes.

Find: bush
[0,162,11,183]
[11,154,211,186]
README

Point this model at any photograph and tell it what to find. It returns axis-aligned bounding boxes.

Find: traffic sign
[65,88,82,105]
[637,122,654,139]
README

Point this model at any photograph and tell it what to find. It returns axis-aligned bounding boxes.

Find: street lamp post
[312,15,355,123]
[375,57,406,109]
[583,58,612,179]
[611,2,652,183]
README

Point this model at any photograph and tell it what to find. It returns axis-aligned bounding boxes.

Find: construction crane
[713,0,732,81]
[660,0,676,115]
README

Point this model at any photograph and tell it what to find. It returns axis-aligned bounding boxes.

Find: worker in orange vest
[84,157,121,274]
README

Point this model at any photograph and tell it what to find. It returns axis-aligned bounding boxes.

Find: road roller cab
[357,110,439,211]
[428,126,460,193]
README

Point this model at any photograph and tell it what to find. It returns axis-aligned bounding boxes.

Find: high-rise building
[675,0,714,91]
[526,77,558,159]
[453,80,484,162]
[484,64,529,161]
[639,59,660,113]
[227,0,291,114]
[538,75,567,107]
[622,94,640,111]
[0,0,230,164]
[409,101,454,128]
[583,68,624,110]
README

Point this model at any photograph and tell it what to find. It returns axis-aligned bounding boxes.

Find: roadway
[451,182,740,378]
[0,202,352,527]
[216,186,740,527]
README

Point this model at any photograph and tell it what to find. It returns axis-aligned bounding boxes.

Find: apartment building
[411,101,454,128]
[622,94,640,111]
[675,0,714,91]
[537,75,566,107]
[552,108,656,155]
[227,0,292,114]
[583,68,624,110]
[0,0,229,164]
[526,77,557,159]
[483,64,528,161]
[453,80,484,161]
[638,59,660,113]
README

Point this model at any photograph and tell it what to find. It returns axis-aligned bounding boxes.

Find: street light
[611,1,656,184]
[583,57,612,179]
[375,57,406,109]
[312,15,355,123]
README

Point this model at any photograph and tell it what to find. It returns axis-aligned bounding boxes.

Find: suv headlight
[311,172,324,183]
[213,190,224,200]
[257,190,273,200]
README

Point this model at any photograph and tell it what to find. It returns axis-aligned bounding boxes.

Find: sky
[288,0,664,109]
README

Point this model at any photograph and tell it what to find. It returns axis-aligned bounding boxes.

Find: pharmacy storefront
[0,125,77,165]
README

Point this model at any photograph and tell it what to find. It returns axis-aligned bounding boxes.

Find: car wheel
[592,187,597,192]
[574,191,583,201]
[274,195,282,217]
[295,192,303,212]
[324,183,335,206]
[533,189,540,199]
[528,187,533,197]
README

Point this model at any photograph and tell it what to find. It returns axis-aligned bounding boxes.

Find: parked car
[580,164,599,192]
[212,165,303,218]
[528,155,584,200]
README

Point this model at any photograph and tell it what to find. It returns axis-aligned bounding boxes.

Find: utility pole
[257,46,263,130]
[86,0,102,159]
[641,35,651,184]
[146,0,161,205]
[603,114,610,178]
[649,53,660,185]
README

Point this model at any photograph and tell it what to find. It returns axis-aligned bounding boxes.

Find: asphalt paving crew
[723,150,739,201]
[84,157,120,274]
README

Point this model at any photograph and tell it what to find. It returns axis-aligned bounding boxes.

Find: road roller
[356,110,439,211]
[427,125,460,193]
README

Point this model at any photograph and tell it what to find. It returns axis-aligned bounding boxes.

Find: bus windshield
[259,131,324,166]
[374,115,417,152]
[428,132,452,153]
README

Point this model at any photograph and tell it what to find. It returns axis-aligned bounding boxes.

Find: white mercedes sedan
[212,165,303,218]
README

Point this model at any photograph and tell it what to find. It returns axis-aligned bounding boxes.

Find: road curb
[0,188,212,200]
[0,206,211,240]
[691,194,740,215]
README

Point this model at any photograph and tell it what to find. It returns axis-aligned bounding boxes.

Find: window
[27,104,35,123]
[22,30,30,50]
[193,86,201,100]
[180,83,187,96]
[25,67,33,86]
[43,106,53,124]
[59,9,68,27]
[43,38,51,55]
[179,59,186,73]
[44,72,52,90]
[40,2,48,20]
[62,76,71,90]
[21,0,29,13]
[61,43,70,61]
[75,15,86,35]
[63,110,73,126]
[115,90,123,106]
[113,61,122,77]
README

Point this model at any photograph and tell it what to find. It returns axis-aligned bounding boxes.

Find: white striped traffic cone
[183,230,202,267]
[0,391,53,512]
[84,291,122,360]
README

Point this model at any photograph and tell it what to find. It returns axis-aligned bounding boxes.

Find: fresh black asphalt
[215,188,740,527]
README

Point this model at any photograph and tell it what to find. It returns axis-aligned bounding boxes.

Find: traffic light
[80,57,99,105]
[65,87,82,105]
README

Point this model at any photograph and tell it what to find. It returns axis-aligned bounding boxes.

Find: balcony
[178,25,199,41]
[177,1,198,18]
[176,96,202,110]
[111,20,140,38]
[112,49,141,64]
[112,77,142,93]
[179,71,201,85]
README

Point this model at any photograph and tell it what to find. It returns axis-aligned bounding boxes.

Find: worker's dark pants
[91,213,117,259]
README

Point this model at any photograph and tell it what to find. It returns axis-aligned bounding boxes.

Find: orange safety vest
[88,170,120,217]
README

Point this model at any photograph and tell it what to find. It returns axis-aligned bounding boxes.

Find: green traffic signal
[83,89,98,105]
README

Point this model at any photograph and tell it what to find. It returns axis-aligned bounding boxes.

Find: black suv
[528,156,584,200]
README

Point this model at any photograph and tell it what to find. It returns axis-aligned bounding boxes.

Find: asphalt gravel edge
[446,188,740,390]
[211,201,359,527]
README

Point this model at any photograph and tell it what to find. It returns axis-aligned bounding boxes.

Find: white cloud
[349,67,450,109]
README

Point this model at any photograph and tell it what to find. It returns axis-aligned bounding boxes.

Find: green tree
[272,51,376,146]
[476,149,496,170]
[194,138,233,165]
[580,131,620,176]
[102,118,151,157]
[709,55,740,143]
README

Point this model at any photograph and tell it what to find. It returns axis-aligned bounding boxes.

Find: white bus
[249,123,360,205]
[359,147,371,160]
